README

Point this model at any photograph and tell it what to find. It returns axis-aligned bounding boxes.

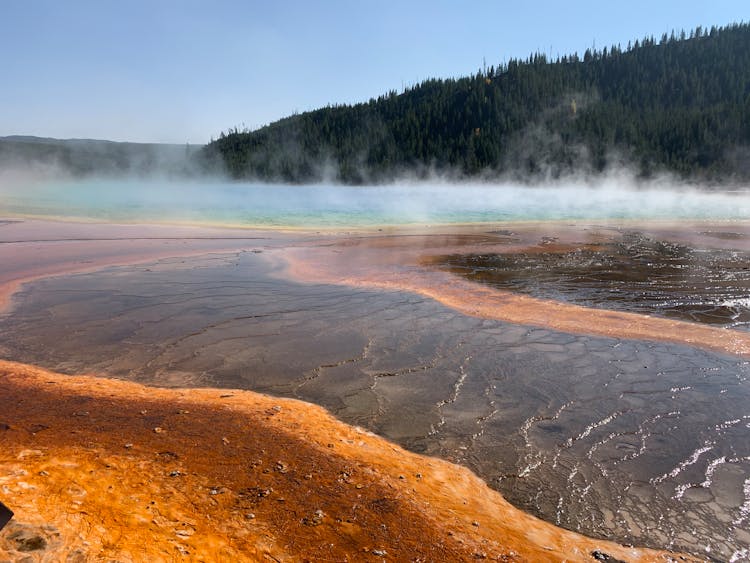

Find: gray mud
[438,231,750,330]
[1,250,749,560]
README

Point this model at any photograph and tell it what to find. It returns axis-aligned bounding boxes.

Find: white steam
[0,169,748,228]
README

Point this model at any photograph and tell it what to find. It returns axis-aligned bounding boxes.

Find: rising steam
[0,169,747,228]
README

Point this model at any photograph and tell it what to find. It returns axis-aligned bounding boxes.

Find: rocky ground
[0,360,695,562]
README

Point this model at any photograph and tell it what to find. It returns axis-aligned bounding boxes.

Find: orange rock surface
[0,360,697,562]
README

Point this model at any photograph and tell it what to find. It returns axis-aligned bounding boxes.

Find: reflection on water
[1,251,749,560]
[439,231,750,330]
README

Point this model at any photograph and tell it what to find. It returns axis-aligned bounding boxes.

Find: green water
[1,178,748,227]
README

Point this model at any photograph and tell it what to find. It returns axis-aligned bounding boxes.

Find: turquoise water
[1,178,748,227]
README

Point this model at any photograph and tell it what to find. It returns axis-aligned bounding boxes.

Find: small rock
[7,528,47,552]
[471,521,480,527]
[274,461,288,473]
[372,549,387,557]
[303,509,325,526]
[591,551,626,563]
[38,470,49,477]
[245,513,256,519]
[124,443,133,449]
[153,427,164,434]
[221,437,230,445]
[66,548,87,563]
[398,475,405,480]
[169,471,182,477]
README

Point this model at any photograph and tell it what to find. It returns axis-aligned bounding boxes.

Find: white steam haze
[0,167,748,228]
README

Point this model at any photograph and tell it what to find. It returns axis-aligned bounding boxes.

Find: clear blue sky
[1,0,745,144]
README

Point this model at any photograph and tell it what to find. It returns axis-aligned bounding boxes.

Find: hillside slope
[205,23,750,184]
[0,136,201,178]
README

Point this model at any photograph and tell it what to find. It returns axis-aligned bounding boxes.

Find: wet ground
[1,250,749,560]
[437,230,750,330]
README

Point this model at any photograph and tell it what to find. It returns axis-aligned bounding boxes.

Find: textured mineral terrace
[2,218,744,560]
[0,360,692,562]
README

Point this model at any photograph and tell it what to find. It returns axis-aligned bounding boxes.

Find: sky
[1,0,746,144]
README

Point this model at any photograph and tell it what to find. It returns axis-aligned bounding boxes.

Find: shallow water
[1,179,749,227]
[438,230,750,330]
[2,251,749,560]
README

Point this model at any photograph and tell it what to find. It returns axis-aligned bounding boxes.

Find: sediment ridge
[0,360,695,562]
[4,219,750,358]
[280,225,750,358]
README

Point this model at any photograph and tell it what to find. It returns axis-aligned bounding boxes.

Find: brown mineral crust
[0,219,283,314]
[3,219,750,358]
[279,227,750,358]
[0,360,696,562]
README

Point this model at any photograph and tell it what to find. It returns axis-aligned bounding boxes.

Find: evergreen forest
[203,23,750,184]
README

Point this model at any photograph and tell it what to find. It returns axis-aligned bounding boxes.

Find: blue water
[1,178,748,227]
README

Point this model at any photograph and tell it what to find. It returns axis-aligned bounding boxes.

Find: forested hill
[0,136,202,178]
[204,22,750,184]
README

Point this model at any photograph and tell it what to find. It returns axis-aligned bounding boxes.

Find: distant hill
[0,136,203,178]
[204,22,750,184]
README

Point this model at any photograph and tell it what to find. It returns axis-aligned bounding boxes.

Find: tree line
[202,23,750,185]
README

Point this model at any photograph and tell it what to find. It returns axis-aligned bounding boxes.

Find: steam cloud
[1,171,747,228]
[0,134,748,228]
